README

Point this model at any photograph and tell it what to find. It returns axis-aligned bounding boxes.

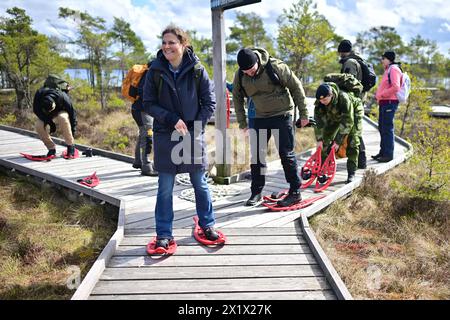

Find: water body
[65,69,125,87]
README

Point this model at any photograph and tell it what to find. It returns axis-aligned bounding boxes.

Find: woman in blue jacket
[142,25,221,249]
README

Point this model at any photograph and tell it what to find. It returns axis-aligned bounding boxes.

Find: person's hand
[332,141,339,151]
[241,127,249,136]
[317,140,323,149]
[174,119,188,136]
[49,122,56,134]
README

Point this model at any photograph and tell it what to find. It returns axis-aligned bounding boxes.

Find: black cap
[338,40,352,53]
[237,48,258,71]
[382,51,396,62]
[316,84,332,100]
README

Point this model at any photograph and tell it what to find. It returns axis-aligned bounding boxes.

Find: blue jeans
[155,171,215,239]
[378,102,398,159]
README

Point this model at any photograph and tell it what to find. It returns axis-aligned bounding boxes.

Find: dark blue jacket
[142,48,216,174]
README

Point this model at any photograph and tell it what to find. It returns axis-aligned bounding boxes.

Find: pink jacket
[375,64,402,102]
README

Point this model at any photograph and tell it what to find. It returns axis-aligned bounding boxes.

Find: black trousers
[250,114,301,194]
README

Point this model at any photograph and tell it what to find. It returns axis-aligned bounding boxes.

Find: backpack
[121,64,149,102]
[238,58,281,97]
[324,73,363,97]
[388,65,411,104]
[353,57,377,92]
[44,74,69,91]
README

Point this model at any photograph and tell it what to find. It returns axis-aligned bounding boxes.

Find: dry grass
[310,165,450,300]
[0,171,117,299]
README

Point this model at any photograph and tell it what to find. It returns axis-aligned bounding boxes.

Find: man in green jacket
[314,82,364,183]
[338,39,367,170]
[232,47,309,207]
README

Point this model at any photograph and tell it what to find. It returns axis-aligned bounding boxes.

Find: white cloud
[1,0,448,55]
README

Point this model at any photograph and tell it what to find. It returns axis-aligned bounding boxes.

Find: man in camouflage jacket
[314,82,364,183]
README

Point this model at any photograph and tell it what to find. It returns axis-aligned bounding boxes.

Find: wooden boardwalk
[0,113,412,300]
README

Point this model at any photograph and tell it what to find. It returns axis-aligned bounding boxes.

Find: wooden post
[212,8,231,184]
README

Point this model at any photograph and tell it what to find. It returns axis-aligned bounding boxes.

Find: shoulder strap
[265,59,281,86]
[238,69,248,97]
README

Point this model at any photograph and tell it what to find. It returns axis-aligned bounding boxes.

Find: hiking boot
[47,149,56,157]
[141,162,158,176]
[67,145,75,157]
[132,163,141,169]
[358,153,367,169]
[346,171,356,184]
[155,238,170,249]
[371,154,382,160]
[277,190,302,207]
[376,156,393,163]
[245,193,262,206]
[202,226,219,241]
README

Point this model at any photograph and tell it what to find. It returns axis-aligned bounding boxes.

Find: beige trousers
[35,112,74,150]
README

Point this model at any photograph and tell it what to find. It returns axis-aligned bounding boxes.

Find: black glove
[295,117,316,128]
[48,121,56,134]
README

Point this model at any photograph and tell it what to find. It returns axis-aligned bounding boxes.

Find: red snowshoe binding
[77,172,100,188]
[146,237,177,255]
[62,148,79,159]
[20,153,55,161]
[262,192,325,211]
[193,217,226,245]
[314,145,337,193]
[300,146,322,189]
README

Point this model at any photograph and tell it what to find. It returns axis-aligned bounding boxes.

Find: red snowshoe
[262,193,325,211]
[193,217,226,245]
[146,237,177,255]
[300,146,322,189]
[20,153,55,161]
[77,172,100,188]
[62,148,79,159]
[314,145,337,192]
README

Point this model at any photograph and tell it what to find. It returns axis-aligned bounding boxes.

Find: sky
[1,0,449,57]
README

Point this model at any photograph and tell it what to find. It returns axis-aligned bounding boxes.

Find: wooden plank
[300,213,353,300]
[100,264,323,280]
[125,227,299,236]
[114,244,311,256]
[91,277,330,295]
[120,235,307,246]
[108,253,317,268]
[89,290,336,300]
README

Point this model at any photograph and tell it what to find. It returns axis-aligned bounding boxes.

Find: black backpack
[353,57,376,92]
[238,58,281,97]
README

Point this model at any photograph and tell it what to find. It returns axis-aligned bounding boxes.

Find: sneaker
[155,238,170,249]
[376,156,393,163]
[47,149,56,157]
[277,190,302,207]
[132,163,141,169]
[245,193,262,206]
[346,172,356,184]
[202,226,219,241]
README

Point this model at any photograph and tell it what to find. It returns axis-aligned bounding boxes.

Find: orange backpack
[121,64,149,103]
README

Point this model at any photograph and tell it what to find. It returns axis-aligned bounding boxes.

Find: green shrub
[103,129,129,152]
[0,113,16,125]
